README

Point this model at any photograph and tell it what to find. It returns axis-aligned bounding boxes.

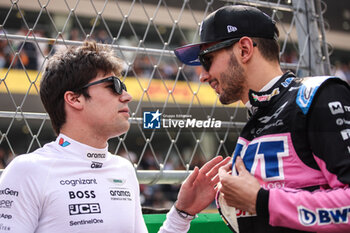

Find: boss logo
[68,203,101,215]
[91,161,103,169]
[86,153,106,159]
[69,190,96,199]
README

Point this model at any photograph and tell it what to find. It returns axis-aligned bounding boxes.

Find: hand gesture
[175,156,231,215]
[218,156,260,214]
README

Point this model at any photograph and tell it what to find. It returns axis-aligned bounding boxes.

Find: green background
[144,213,232,233]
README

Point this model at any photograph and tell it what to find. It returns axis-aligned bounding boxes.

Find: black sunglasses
[80,76,127,95]
[199,38,256,72]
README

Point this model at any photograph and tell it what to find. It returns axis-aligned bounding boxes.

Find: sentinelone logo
[143,109,222,130]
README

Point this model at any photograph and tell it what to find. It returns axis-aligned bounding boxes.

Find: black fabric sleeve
[307,79,350,184]
[256,188,269,218]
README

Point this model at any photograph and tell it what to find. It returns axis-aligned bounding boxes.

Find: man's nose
[120,90,132,103]
[199,69,210,83]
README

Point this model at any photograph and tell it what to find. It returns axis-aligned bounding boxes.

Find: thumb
[235,156,247,175]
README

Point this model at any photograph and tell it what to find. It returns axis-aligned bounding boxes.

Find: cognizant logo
[60,178,97,186]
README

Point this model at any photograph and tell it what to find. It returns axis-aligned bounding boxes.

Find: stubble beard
[219,53,246,105]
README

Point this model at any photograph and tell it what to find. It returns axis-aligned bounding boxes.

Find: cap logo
[227,25,237,33]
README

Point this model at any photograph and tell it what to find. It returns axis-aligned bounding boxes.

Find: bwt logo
[298,206,350,226]
[143,110,161,129]
[69,203,101,215]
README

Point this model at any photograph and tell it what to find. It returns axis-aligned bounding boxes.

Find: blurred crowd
[333,59,350,83]
[2,27,348,84]
[1,26,350,210]
[281,49,350,84]
[0,27,200,82]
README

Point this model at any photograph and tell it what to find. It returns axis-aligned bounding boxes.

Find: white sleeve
[0,157,41,232]
[134,181,148,233]
[158,206,192,233]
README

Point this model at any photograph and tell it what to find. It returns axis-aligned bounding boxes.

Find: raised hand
[175,156,231,215]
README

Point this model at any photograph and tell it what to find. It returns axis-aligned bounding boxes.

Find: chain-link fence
[0,0,330,206]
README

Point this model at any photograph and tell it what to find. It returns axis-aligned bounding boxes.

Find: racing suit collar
[248,71,296,108]
[55,133,109,161]
[245,75,281,115]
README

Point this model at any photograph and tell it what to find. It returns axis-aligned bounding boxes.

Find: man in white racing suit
[0,40,229,232]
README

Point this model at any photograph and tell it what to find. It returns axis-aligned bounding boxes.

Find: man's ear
[238,37,255,64]
[64,91,84,110]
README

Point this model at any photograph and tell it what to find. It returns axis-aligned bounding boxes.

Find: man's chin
[219,95,236,105]
[112,123,130,138]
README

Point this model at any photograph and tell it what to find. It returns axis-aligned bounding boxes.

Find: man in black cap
[175,5,350,233]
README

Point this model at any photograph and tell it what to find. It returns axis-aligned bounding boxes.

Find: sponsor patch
[70,218,103,226]
[107,178,126,186]
[60,178,97,186]
[0,213,12,220]
[298,205,350,226]
[258,101,287,124]
[0,188,18,197]
[69,190,96,199]
[328,101,344,115]
[91,161,103,169]
[281,77,294,87]
[0,224,10,231]
[109,188,132,201]
[68,203,101,216]
[59,138,70,147]
[0,200,13,209]
[252,88,280,102]
[340,129,350,140]
[86,152,106,160]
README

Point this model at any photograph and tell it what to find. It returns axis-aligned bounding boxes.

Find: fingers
[211,173,220,184]
[217,182,222,191]
[218,159,232,178]
[235,156,247,174]
[184,166,199,185]
[199,156,223,174]
[206,156,231,178]
[218,166,226,179]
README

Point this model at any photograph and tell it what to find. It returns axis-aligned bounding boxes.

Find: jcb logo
[68,203,101,215]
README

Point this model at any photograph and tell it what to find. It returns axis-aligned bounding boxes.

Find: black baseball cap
[174,5,277,66]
